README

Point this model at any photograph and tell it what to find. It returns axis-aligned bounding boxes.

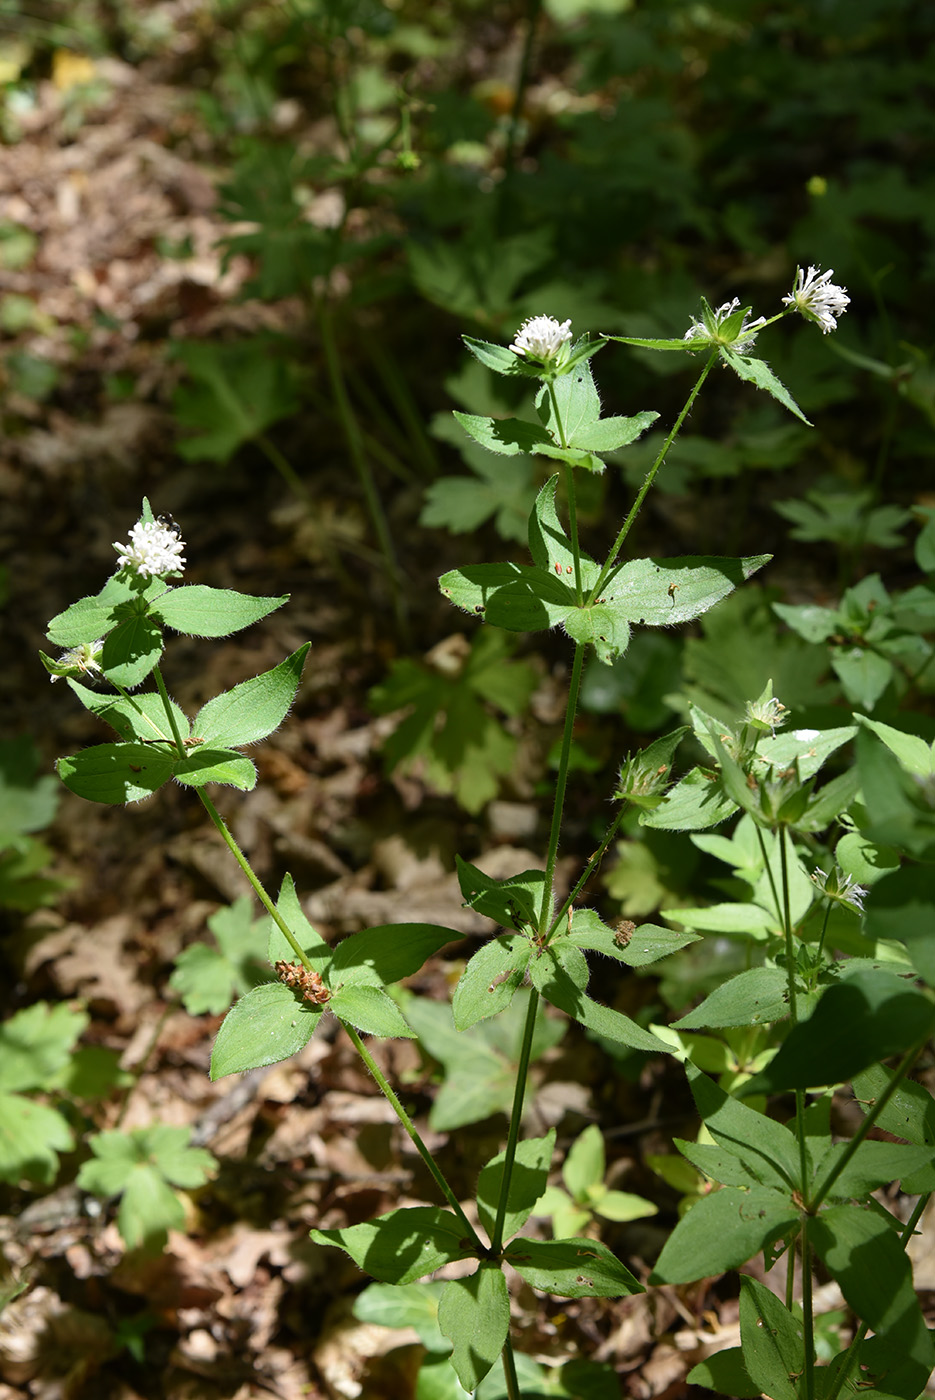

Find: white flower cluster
[810,867,868,914]
[510,315,573,363]
[683,298,766,354]
[114,518,186,578]
[782,266,850,334]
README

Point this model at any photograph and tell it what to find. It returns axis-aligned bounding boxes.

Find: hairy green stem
[537,643,586,935]
[343,1022,482,1248]
[490,986,541,1255]
[547,805,626,944]
[801,1218,815,1400]
[587,350,718,604]
[152,665,187,754]
[500,1335,522,1400]
[564,464,583,602]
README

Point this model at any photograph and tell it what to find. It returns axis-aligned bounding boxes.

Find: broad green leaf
[756,725,857,781]
[811,1204,934,1396]
[851,1063,935,1175]
[117,1167,185,1249]
[537,358,601,446]
[267,871,331,966]
[439,1266,510,1392]
[563,598,632,664]
[330,983,415,1039]
[462,336,528,376]
[56,743,176,804]
[864,864,935,987]
[661,901,774,939]
[173,748,257,791]
[686,1347,760,1397]
[562,1124,604,1200]
[590,1187,657,1223]
[528,474,580,574]
[593,921,699,966]
[209,981,321,1079]
[455,857,546,930]
[673,1138,760,1188]
[353,1281,447,1352]
[66,683,189,747]
[674,967,790,1030]
[477,1130,556,1242]
[171,897,277,1016]
[154,586,288,638]
[0,1094,74,1185]
[310,1206,475,1284]
[46,574,151,647]
[719,350,812,424]
[100,615,164,688]
[77,1124,215,1250]
[172,337,299,461]
[454,411,553,456]
[330,923,460,988]
[738,1276,804,1400]
[504,1237,643,1298]
[569,412,659,452]
[452,934,532,1030]
[194,645,310,748]
[688,1065,801,1191]
[642,767,738,831]
[741,971,935,1094]
[0,1002,88,1092]
[650,1185,798,1284]
[812,1139,935,1202]
[420,456,537,543]
[439,561,572,630]
[532,948,670,1054]
[831,645,893,710]
[604,554,772,627]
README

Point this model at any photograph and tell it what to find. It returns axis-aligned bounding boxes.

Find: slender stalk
[500,1336,522,1400]
[343,1022,483,1249]
[564,464,583,602]
[256,432,312,504]
[152,665,187,754]
[776,825,811,1206]
[811,1042,925,1210]
[801,1218,815,1400]
[547,805,626,943]
[586,350,718,604]
[537,642,586,934]
[490,987,541,1254]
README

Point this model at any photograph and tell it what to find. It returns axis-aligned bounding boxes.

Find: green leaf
[563,598,632,664]
[193,645,310,748]
[568,412,659,453]
[56,743,176,804]
[0,1002,89,1092]
[66,683,190,747]
[169,897,269,1016]
[455,857,546,930]
[421,456,537,543]
[864,864,935,987]
[606,333,696,352]
[0,739,59,846]
[172,338,299,462]
[650,1185,798,1284]
[440,561,574,631]
[462,336,528,376]
[267,872,331,967]
[311,1206,476,1284]
[673,1138,760,1189]
[154,586,288,639]
[504,1237,643,1298]
[687,1065,801,1190]
[174,748,257,791]
[532,946,671,1054]
[536,358,602,445]
[476,1131,555,1243]
[831,645,893,710]
[100,615,165,688]
[452,934,532,1030]
[330,983,416,1039]
[353,1281,448,1352]
[77,1124,215,1250]
[719,350,812,424]
[439,1265,510,1392]
[741,971,935,1094]
[454,411,553,456]
[738,1276,804,1400]
[673,967,791,1030]
[813,1139,935,1202]
[0,1094,74,1185]
[330,923,460,988]
[642,767,738,831]
[562,1124,604,1200]
[851,1063,935,1164]
[686,1347,760,1397]
[209,981,321,1079]
[603,554,772,627]
[811,1204,934,1396]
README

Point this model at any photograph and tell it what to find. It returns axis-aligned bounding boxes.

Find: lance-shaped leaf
[476,1130,555,1242]
[330,983,415,1039]
[740,970,935,1094]
[562,911,701,967]
[536,359,601,446]
[674,967,791,1031]
[100,615,165,688]
[439,561,573,630]
[462,336,528,377]
[600,554,772,627]
[738,1276,804,1400]
[452,933,532,1030]
[310,1206,476,1284]
[688,1065,801,1189]
[811,1204,935,1397]
[45,574,166,647]
[531,943,670,1054]
[330,923,460,988]
[194,645,310,749]
[851,1063,935,1193]
[66,682,190,745]
[719,350,811,424]
[455,857,545,929]
[438,1265,510,1393]
[154,585,288,638]
[174,748,257,791]
[267,871,331,966]
[605,333,697,352]
[56,743,176,804]
[528,475,584,574]
[650,1184,799,1284]
[454,411,554,457]
[812,1139,935,1202]
[642,766,738,831]
[504,1237,643,1298]
[209,981,321,1078]
[568,411,658,453]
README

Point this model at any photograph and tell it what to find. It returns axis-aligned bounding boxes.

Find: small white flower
[114,517,186,578]
[684,298,766,354]
[782,266,850,334]
[810,866,868,914]
[510,315,573,363]
[745,693,788,735]
[50,639,105,683]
